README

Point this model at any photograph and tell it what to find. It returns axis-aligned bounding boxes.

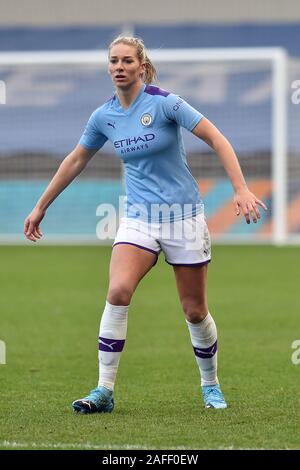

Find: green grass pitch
[0,245,299,450]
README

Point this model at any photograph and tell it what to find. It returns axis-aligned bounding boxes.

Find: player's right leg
[72,242,158,414]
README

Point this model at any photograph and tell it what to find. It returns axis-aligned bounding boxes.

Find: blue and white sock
[98,301,129,391]
[186,313,218,386]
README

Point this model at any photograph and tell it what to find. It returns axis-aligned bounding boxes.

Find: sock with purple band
[98,301,129,390]
[186,313,218,386]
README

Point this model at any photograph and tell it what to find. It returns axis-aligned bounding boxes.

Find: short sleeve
[162,93,203,131]
[79,109,108,150]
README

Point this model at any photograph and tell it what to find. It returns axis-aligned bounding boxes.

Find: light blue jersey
[79,84,204,222]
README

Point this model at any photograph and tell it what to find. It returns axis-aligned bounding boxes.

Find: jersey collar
[114,83,146,113]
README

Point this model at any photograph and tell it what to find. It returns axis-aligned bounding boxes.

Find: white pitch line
[1,441,287,450]
[0,441,192,450]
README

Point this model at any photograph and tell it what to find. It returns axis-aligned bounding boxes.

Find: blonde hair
[108,35,157,84]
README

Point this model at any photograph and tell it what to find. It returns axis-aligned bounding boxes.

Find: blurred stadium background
[0,0,299,243]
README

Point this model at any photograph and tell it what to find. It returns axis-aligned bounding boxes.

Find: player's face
[108,44,145,89]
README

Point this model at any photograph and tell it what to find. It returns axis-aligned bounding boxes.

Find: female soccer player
[24,36,267,413]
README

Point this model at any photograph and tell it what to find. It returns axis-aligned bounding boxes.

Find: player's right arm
[24,144,97,242]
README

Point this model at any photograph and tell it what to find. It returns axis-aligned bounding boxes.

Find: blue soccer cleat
[72,386,114,414]
[201,384,227,409]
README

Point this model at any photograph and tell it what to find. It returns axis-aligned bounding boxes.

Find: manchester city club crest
[141,113,152,126]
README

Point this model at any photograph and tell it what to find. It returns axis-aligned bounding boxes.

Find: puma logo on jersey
[107,122,116,129]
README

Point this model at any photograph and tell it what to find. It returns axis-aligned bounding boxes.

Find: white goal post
[0,47,288,244]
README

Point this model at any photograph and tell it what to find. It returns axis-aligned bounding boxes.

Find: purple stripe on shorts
[98,337,125,352]
[193,340,217,359]
[165,259,211,267]
[144,85,170,97]
[113,242,160,257]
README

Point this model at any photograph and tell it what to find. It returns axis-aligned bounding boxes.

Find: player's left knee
[182,299,208,323]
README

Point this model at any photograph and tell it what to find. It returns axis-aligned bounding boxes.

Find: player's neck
[116,81,144,109]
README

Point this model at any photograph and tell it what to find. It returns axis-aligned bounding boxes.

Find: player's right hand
[24,207,45,242]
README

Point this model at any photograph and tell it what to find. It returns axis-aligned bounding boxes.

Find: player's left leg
[173,264,227,409]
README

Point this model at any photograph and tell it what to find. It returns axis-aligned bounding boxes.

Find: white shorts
[113,213,211,266]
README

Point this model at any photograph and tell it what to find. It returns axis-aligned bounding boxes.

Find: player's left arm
[192,117,268,224]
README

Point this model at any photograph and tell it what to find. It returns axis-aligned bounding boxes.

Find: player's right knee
[107,284,133,306]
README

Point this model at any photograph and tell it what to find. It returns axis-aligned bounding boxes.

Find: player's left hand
[234,188,268,224]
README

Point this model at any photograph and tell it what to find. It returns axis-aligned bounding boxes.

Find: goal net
[0,48,289,243]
